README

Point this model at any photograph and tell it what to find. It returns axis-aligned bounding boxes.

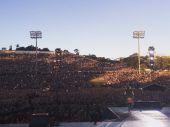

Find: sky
[0,0,170,59]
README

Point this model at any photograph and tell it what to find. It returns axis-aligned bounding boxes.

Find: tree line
[16,45,50,51]
[123,53,170,71]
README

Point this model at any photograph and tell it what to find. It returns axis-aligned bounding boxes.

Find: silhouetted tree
[74,49,79,55]
[41,48,50,51]
[16,47,25,51]
[9,45,12,50]
[16,44,20,50]
[25,45,36,51]
[63,49,69,54]
[55,48,62,56]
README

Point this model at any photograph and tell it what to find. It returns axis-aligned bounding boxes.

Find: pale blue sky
[0,0,170,58]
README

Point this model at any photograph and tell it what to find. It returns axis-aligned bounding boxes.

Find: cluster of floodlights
[30,31,42,39]
[148,46,155,69]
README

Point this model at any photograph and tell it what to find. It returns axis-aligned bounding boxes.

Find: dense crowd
[0,52,170,123]
[103,68,160,88]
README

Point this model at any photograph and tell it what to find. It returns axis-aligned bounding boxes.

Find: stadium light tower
[30,31,42,75]
[133,31,145,74]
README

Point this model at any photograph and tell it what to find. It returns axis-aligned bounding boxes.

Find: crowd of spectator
[0,52,170,123]
[103,68,160,88]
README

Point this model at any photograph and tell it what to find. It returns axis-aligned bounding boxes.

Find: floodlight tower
[30,31,42,75]
[133,31,145,74]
